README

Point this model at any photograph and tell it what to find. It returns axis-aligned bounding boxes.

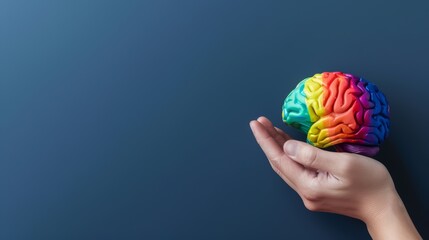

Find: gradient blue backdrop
[1,0,428,239]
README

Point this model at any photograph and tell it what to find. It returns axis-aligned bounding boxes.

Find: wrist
[364,191,421,240]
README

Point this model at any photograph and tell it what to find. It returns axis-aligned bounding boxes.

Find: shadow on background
[378,139,428,237]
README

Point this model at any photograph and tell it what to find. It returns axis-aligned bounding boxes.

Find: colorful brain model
[282,72,390,156]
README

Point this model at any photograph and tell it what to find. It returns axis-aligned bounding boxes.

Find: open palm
[249,116,421,239]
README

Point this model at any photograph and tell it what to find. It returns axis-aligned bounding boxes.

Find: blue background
[1,0,428,239]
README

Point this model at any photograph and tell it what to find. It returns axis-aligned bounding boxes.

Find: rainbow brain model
[282,72,390,157]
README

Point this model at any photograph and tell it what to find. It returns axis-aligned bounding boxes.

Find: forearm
[365,193,421,240]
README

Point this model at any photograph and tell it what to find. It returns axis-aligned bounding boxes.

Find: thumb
[283,140,349,174]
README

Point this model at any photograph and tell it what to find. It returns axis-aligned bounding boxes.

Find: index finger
[249,120,284,162]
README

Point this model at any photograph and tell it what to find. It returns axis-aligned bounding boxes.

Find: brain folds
[282,72,390,149]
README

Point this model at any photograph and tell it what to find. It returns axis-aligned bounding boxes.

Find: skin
[249,116,422,240]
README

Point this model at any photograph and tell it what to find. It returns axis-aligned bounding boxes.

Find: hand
[249,116,421,240]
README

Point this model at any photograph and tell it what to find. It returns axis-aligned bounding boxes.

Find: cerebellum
[282,72,390,157]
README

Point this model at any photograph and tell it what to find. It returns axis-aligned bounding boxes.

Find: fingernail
[249,121,256,132]
[284,141,297,158]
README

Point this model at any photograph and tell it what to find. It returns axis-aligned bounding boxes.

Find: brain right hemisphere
[282,72,390,156]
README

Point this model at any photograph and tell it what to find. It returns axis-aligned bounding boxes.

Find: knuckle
[338,154,355,173]
[340,160,353,173]
[301,187,321,202]
[268,161,280,174]
[374,161,389,178]
[272,166,281,175]
[301,148,318,167]
[303,199,320,211]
